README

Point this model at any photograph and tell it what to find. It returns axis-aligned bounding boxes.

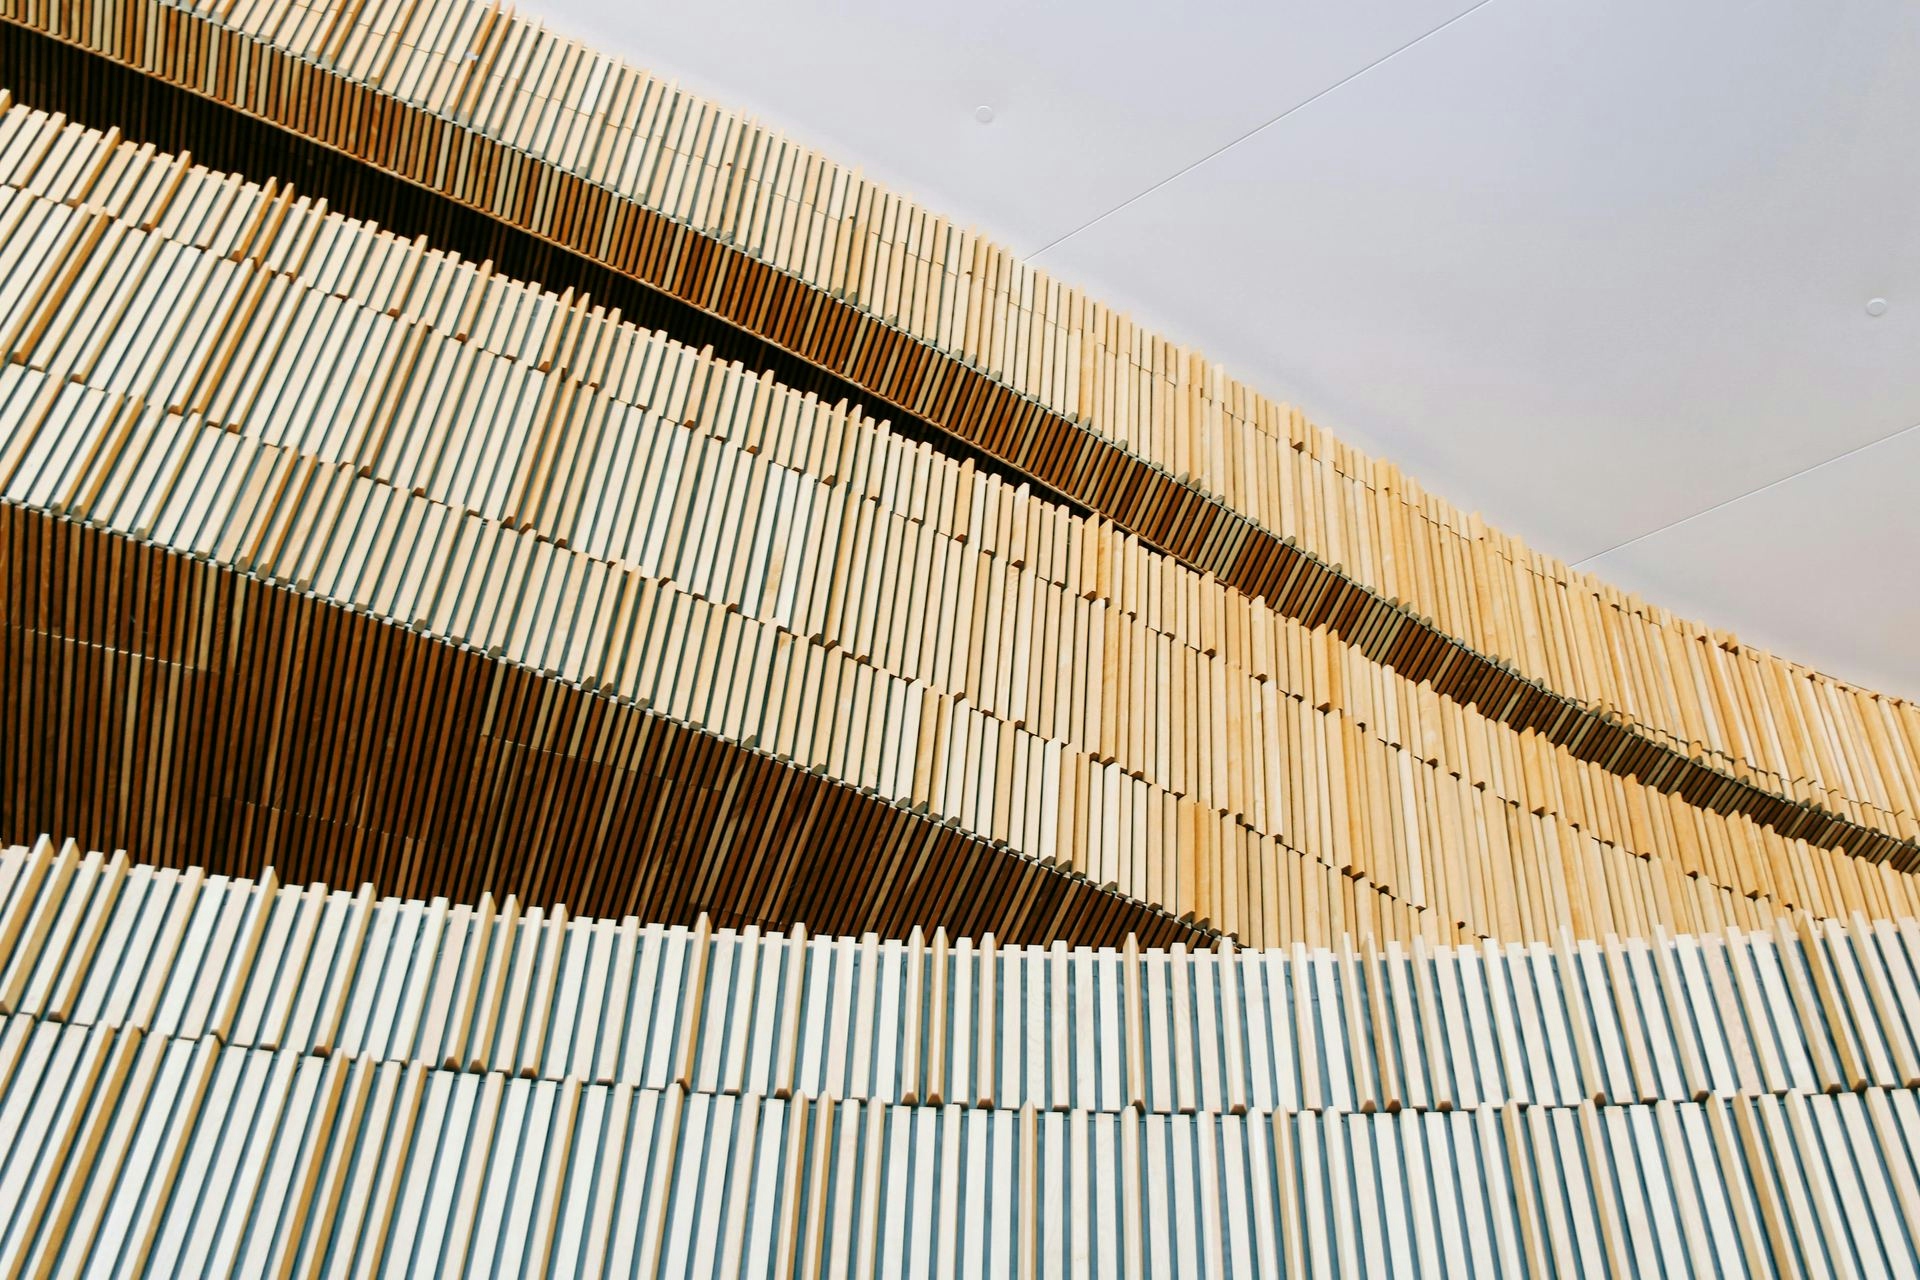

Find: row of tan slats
[5,837,1920,1119]
[1,0,1914,844]
[0,100,1913,950]
[0,843,1919,1276]
[0,140,1893,951]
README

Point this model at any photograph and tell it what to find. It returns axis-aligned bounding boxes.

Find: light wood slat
[3,138,1904,951]
[5,1,1915,870]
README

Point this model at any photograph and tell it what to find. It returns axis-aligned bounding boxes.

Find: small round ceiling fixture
[1866,297,1889,317]
[974,105,996,125]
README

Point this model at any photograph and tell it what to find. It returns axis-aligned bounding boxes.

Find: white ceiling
[519,0,1920,699]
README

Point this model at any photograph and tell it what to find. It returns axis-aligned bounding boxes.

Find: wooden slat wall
[0,840,1916,1276]
[0,505,1206,947]
[3,1013,1904,1274]
[0,8,1910,1266]
[0,111,1915,949]
[5,838,1920,1118]
[2,0,1916,862]
[0,996,1918,1272]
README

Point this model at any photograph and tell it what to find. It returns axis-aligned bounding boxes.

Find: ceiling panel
[1032,0,1920,565]
[514,0,1476,255]
[1580,422,1920,699]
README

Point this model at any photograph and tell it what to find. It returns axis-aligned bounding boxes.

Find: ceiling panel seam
[1571,417,1920,568]
[1023,0,1500,263]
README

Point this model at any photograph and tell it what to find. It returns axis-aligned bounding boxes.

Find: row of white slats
[5,840,1920,1119]
[1,1008,1919,1277]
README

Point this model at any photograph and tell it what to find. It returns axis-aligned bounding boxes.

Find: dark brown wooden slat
[0,501,1209,947]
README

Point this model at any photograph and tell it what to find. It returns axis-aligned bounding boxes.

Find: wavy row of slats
[0,1010,1916,1276]
[0,286,1880,949]
[1,107,1914,946]
[5,839,1920,1120]
[3,504,1212,945]
[1,0,1913,845]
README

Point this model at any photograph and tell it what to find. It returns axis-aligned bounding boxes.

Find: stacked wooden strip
[5,838,1920,1119]
[0,111,1915,949]
[0,39,1905,893]
[1,1012,1919,1275]
[0,503,1210,946]
[1,0,1914,855]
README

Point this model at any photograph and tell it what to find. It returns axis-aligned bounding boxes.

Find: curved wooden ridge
[0,839,1918,1275]
[0,506,1208,946]
[2,102,1919,949]
[1,0,1914,872]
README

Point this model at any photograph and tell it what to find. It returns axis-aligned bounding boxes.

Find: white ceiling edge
[516,0,1920,701]
[1578,422,1920,702]
[511,0,1480,257]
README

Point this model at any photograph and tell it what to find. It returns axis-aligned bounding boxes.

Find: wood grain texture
[0,115,1914,949]
[0,505,1204,947]
[1,5,1914,869]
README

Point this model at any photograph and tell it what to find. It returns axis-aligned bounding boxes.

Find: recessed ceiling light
[1867,297,1889,317]
[974,105,996,125]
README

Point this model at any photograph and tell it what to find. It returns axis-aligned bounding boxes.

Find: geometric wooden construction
[1,102,1917,951]
[1,4,1916,872]
[5,840,1920,1274]
[0,0,1916,1270]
